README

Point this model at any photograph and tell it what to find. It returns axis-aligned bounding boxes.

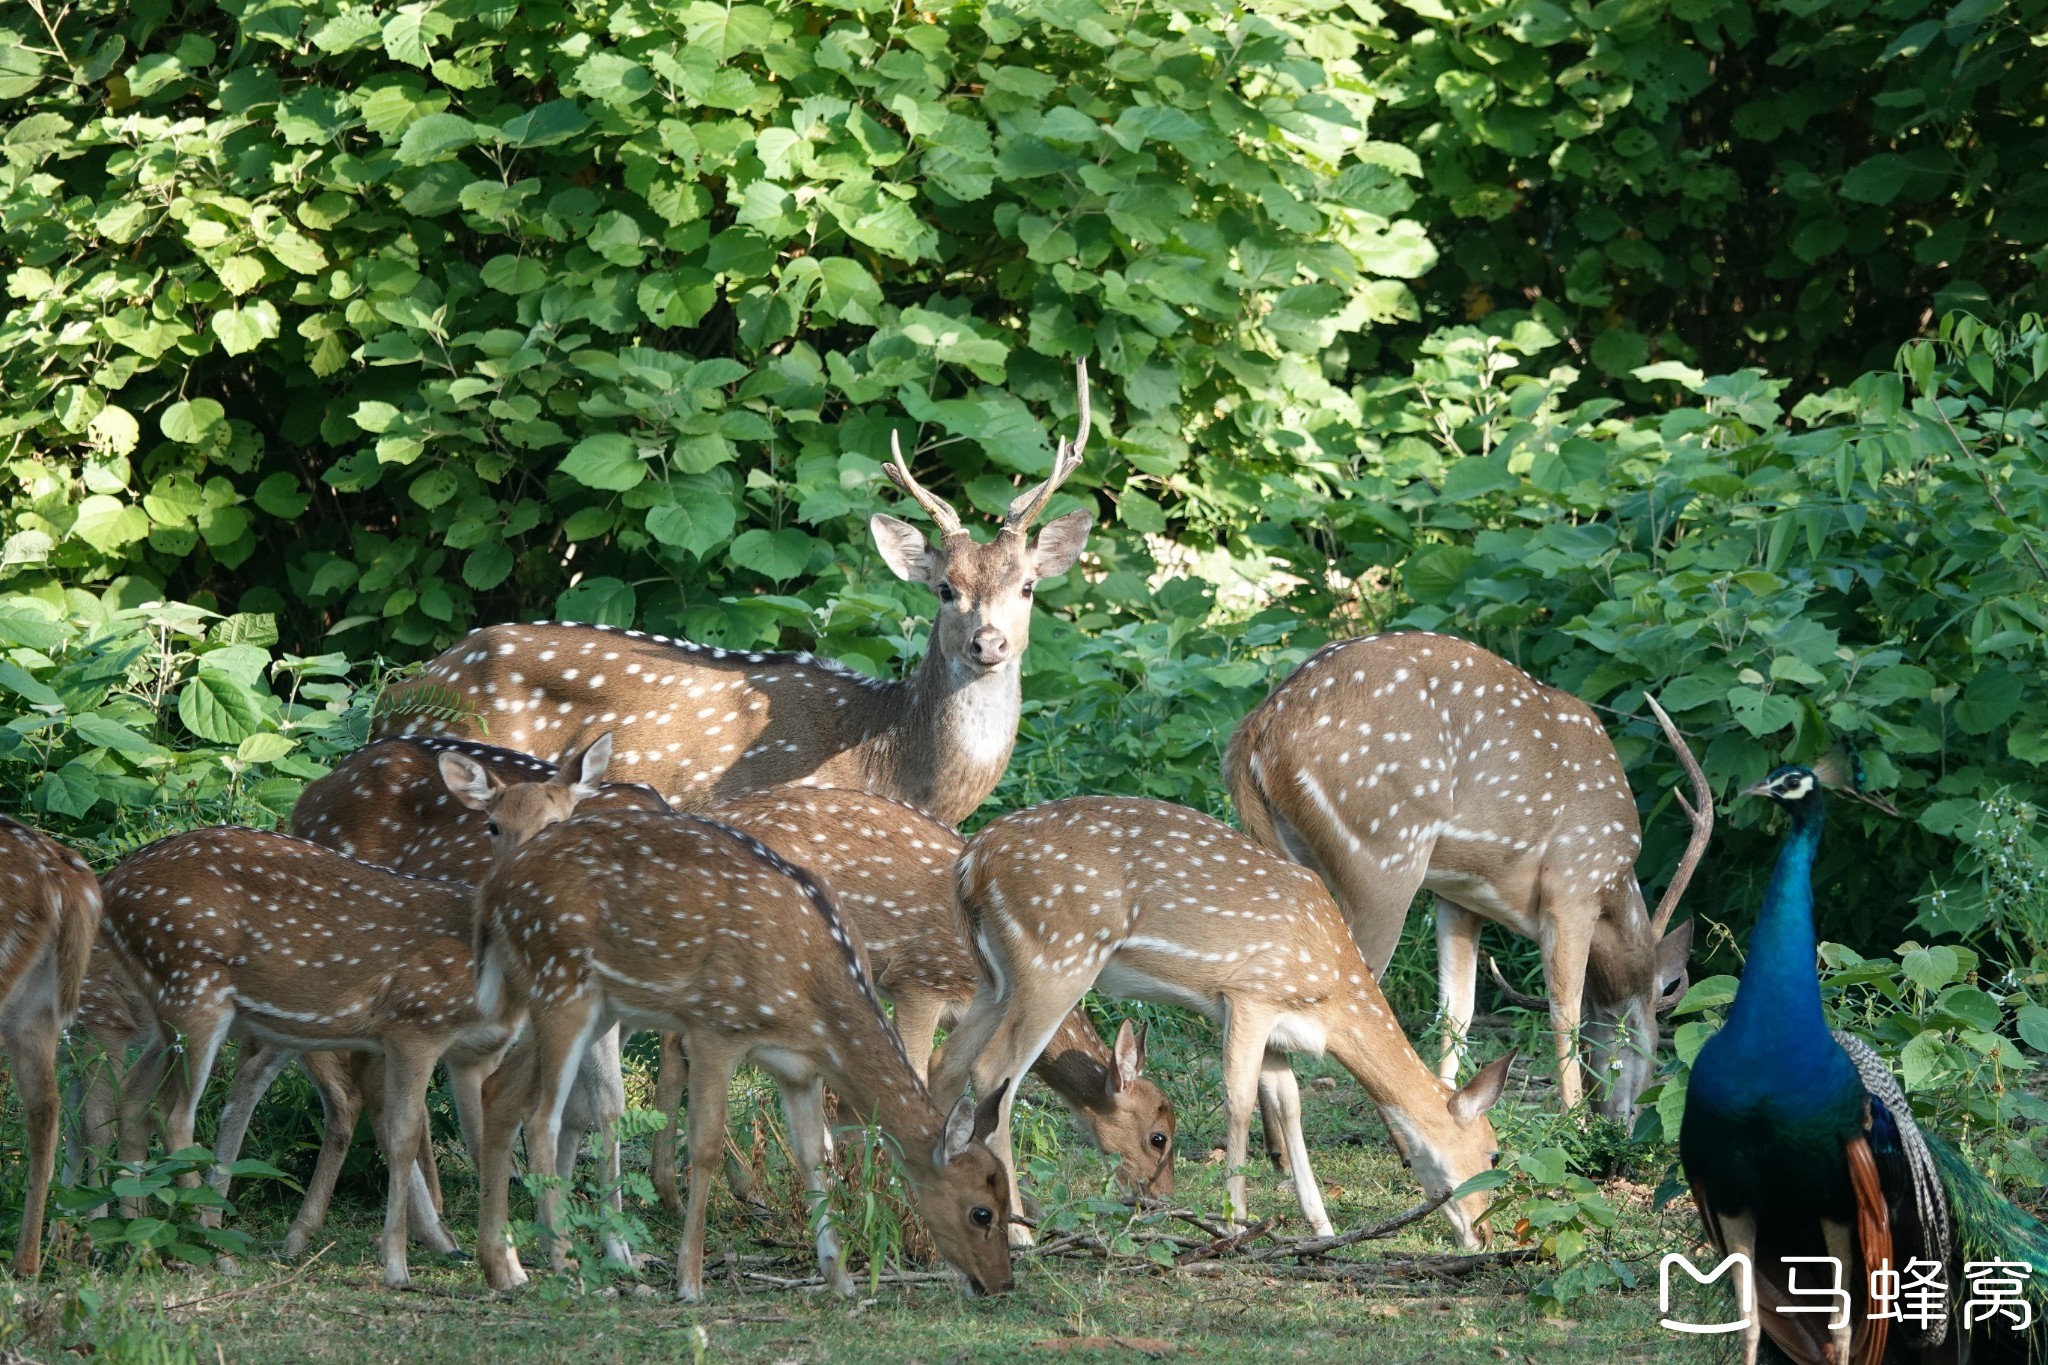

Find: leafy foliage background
[3,0,2047,1173]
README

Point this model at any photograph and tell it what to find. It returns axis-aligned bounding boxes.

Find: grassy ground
[0,1021,1740,1364]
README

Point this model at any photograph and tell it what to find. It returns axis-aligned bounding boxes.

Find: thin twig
[1251,1193,1449,1262]
[1174,1216,1277,1266]
[163,1240,336,1314]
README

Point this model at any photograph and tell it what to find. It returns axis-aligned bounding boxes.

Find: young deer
[370,364,1097,826]
[466,804,1015,1300]
[100,829,515,1287]
[1226,633,1711,1122]
[645,788,1177,1218]
[933,797,1512,1249]
[63,948,429,1260]
[0,818,100,1278]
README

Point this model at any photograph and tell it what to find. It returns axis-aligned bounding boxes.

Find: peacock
[1681,763,2048,1365]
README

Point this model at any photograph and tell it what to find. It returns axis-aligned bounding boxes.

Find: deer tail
[1224,705,1287,855]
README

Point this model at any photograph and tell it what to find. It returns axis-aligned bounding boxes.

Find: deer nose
[968,628,1011,667]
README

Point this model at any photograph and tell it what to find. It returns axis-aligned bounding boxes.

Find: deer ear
[1655,918,1694,989]
[1451,1052,1514,1125]
[562,731,613,796]
[939,1079,1005,1164]
[1108,1019,1146,1097]
[871,513,943,586]
[438,751,501,811]
[1030,509,1092,579]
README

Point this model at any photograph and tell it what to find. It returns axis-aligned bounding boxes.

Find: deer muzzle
[967,627,1012,668]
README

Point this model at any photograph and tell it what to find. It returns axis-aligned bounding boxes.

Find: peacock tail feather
[1928,1132,2048,1350]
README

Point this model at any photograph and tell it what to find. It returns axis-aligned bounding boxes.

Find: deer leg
[676,1037,738,1303]
[116,1033,173,1214]
[1538,907,1596,1114]
[354,1052,460,1258]
[775,1071,855,1297]
[1435,900,1483,1084]
[887,988,949,1084]
[650,1029,686,1217]
[1219,1005,1275,1232]
[374,1040,438,1288]
[476,1042,536,1291]
[523,996,605,1276]
[951,977,1087,1248]
[285,1052,364,1259]
[160,1013,233,1182]
[571,1025,633,1269]
[3,988,63,1279]
[212,1039,294,1200]
[1258,1051,1332,1237]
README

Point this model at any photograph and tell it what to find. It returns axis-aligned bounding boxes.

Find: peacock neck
[1724,798,1827,1043]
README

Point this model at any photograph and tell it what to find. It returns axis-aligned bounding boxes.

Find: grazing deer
[1226,633,1711,1122]
[0,818,100,1278]
[465,804,1015,1300]
[62,949,429,1257]
[933,797,1512,1249]
[371,364,1098,826]
[100,829,516,1287]
[645,788,1177,1217]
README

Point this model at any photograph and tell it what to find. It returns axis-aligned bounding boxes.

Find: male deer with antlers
[458,798,1015,1300]
[934,797,1513,1249]
[0,818,100,1279]
[1226,633,1711,1122]
[373,364,1098,827]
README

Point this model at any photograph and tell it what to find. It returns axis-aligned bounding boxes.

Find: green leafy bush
[1360,0,2048,385]
[1,0,1426,656]
[0,586,361,845]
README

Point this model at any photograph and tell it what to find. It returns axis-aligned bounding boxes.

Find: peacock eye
[970,1206,994,1228]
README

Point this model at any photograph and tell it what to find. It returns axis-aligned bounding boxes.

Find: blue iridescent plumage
[1680,765,2047,1365]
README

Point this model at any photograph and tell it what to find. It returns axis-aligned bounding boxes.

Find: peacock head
[1742,764,1821,808]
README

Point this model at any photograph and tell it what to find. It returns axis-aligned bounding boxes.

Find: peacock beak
[1740,780,1773,798]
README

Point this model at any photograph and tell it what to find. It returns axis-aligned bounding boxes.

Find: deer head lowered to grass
[932,797,1513,1250]
[371,363,1099,827]
[1226,632,1712,1123]
[465,801,1017,1300]
[643,786,1178,1217]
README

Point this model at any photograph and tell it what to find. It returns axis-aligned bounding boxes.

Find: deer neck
[859,646,1019,823]
[1028,1020,1116,1118]
[1326,1014,1457,1152]
[810,1025,947,1174]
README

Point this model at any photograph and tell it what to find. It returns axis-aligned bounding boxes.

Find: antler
[1002,359,1091,534]
[883,429,966,537]
[1487,955,1549,1010]
[1646,694,1714,936]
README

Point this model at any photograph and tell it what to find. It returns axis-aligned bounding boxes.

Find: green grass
[1,1025,1739,1364]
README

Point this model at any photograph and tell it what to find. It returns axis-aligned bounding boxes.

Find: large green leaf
[177,670,263,743]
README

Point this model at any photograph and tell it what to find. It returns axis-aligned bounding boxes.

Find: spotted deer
[0,818,100,1278]
[645,787,1177,1217]
[101,829,517,1287]
[467,803,1015,1300]
[62,949,441,1259]
[933,797,1512,1249]
[1225,632,1711,1122]
[371,363,1098,826]
[290,733,669,1202]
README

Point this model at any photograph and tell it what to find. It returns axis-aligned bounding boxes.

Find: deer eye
[970,1206,994,1228]
[1490,1151,1501,1169]
[1149,1131,1168,1150]
[485,821,500,837]
[1020,581,1035,599]
[937,582,956,603]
